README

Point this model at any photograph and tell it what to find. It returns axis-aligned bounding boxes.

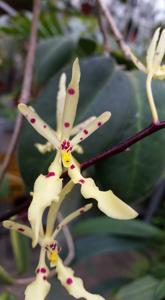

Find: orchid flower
[3,189,105,300]
[18,58,138,228]
[127,28,165,123]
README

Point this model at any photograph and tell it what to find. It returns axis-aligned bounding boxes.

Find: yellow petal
[71,112,111,147]
[61,58,80,140]
[56,73,67,138]
[153,29,165,72]
[146,27,160,71]
[53,203,92,238]
[25,248,50,300]
[25,276,50,300]
[68,163,138,220]
[56,257,105,300]
[46,180,74,237]
[61,150,72,168]
[71,116,96,136]
[29,157,63,246]
[35,141,55,154]
[18,103,60,149]
[3,220,33,239]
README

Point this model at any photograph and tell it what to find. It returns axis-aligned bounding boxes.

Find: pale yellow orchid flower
[3,197,105,300]
[18,58,138,221]
[35,71,95,155]
[127,28,165,123]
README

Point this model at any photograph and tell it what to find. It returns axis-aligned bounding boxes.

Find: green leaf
[10,231,30,274]
[0,177,10,199]
[18,57,165,203]
[73,217,163,238]
[75,235,146,261]
[116,276,159,300]
[0,292,17,300]
[0,265,14,285]
[155,279,165,300]
[34,35,77,84]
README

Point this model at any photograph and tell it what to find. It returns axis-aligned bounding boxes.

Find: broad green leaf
[73,217,163,238]
[155,279,165,300]
[75,235,146,261]
[116,276,159,300]
[10,231,30,274]
[97,71,165,201]
[34,35,77,84]
[0,265,14,285]
[18,57,165,203]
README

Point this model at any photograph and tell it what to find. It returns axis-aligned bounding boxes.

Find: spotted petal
[153,29,165,72]
[3,220,33,239]
[18,103,60,150]
[53,203,92,238]
[71,112,111,147]
[146,27,160,72]
[25,275,50,300]
[56,73,67,138]
[25,249,50,300]
[61,58,80,140]
[56,257,105,300]
[68,163,138,220]
[29,155,63,247]
[71,116,96,136]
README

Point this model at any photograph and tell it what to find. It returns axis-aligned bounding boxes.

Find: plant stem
[81,121,165,170]
[0,0,41,184]
[0,121,165,223]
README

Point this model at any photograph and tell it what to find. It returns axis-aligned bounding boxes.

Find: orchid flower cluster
[3,58,138,300]
[127,27,165,123]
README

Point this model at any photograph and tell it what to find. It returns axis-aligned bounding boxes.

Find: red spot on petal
[30,118,36,124]
[79,179,85,184]
[41,268,46,273]
[80,137,83,141]
[70,164,75,169]
[36,268,40,273]
[98,122,102,126]
[43,124,47,128]
[83,129,88,135]
[46,172,55,178]
[18,228,25,232]
[43,276,47,280]
[68,88,75,95]
[64,122,70,128]
[66,278,73,285]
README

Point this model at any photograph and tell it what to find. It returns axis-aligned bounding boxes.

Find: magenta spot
[66,278,73,285]
[43,276,47,281]
[80,137,83,141]
[41,268,46,273]
[18,228,25,232]
[43,124,47,128]
[36,268,40,274]
[30,118,36,124]
[83,129,88,135]
[98,122,102,127]
[70,164,75,169]
[64,122,70,128]
[68,88,75,95]
[79,179,85,184]
[46,172,55,178]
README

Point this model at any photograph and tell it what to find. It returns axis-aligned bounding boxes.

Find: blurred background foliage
[0,0,165,299]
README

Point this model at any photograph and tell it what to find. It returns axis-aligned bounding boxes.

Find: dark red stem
[81,121,165,170]
[0,121,165,223]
